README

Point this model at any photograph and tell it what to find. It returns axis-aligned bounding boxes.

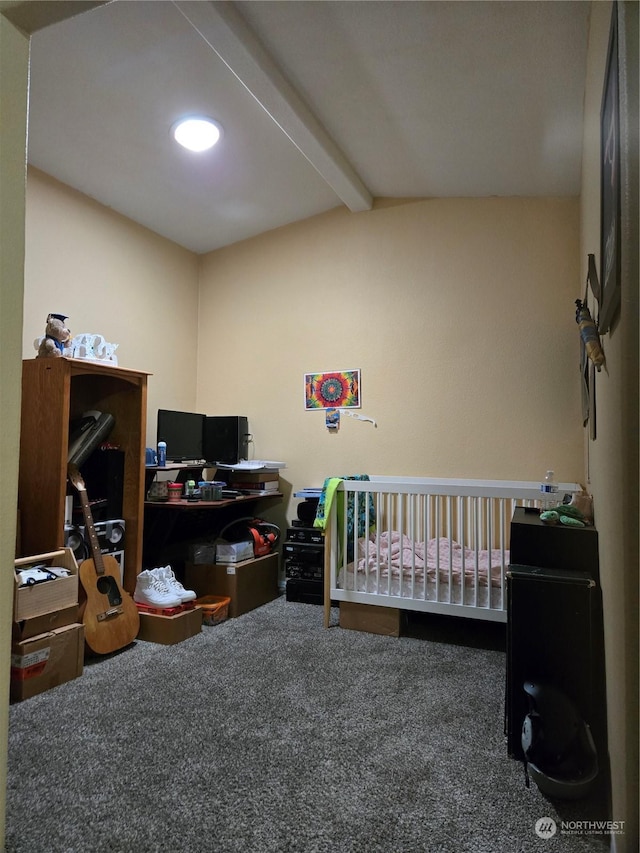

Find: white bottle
[540,470,558,509]
[157,440,167,467]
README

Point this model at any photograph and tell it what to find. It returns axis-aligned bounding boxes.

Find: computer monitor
[156,409,204,462]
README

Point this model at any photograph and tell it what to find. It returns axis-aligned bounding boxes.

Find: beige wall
[580,2,639,849]
[197,197,583,516]
[22,168,201,442]
[0,12,29,845]
[21,182,586,545]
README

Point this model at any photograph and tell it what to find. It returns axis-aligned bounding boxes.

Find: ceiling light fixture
[172,117,222,152]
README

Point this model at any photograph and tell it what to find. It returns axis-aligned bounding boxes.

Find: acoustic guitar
[68,464,140,655]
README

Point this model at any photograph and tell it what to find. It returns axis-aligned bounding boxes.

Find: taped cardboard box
[185,552,279,618]
[14,549,79,623]
[137,606,203,645]
[10,623,84,702]
[12,604,79,642]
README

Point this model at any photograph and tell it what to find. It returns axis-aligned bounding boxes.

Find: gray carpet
[6,597,609,853]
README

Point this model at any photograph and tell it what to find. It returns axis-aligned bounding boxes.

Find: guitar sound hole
[96,575,123,607]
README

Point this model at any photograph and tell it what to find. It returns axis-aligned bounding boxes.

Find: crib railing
[324,477,581,627]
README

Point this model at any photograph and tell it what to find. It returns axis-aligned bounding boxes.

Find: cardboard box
[12,604,79,642]
[185,552,279,618]
[339,601,402,637]
[137,607,203,645]
[14,549,79,622]
[10,623,84,702]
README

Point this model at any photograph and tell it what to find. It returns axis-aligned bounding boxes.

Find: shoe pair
[134,565,196,609]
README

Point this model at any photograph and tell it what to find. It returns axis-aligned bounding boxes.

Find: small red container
[167,482,183,502]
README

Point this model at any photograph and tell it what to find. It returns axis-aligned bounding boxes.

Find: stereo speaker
[92,520,125,585]
[93,519,126,549]
[65,519,126,586]
[203,416,249,465]
[64,524,89,563]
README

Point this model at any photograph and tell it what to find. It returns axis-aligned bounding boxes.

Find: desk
[142,493,282,570]
[144,462,206,493]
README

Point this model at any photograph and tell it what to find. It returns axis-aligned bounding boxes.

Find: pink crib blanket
[356,532,506,587]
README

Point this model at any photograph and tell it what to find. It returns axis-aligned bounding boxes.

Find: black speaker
[90,519,126,584]
[64,524,89,563]
[203,416,249,465]
[80,448,125,521]
[297,498,319,524]
[93,519,126,553]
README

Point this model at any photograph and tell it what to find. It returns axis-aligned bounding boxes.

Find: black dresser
[505,507,605,763]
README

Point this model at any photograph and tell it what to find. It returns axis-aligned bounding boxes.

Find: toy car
[15,564,69,587]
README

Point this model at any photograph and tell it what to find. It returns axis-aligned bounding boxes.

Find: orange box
[195,595,231,626]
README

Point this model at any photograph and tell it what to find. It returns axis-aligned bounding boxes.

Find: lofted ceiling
[23,0,590,254]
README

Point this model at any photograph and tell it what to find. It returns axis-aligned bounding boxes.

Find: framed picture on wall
[304,369,360,410]
[599,2,621,334]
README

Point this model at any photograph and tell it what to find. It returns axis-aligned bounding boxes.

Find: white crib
[323,476,580,629]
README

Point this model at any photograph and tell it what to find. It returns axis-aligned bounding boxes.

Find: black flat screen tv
[156,409,205,462]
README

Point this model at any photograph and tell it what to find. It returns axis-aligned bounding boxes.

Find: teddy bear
[37,313,71,358]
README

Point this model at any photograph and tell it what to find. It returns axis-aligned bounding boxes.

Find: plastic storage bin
[196,595,231,626]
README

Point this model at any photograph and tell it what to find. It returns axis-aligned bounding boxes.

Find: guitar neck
[76,488,106,576]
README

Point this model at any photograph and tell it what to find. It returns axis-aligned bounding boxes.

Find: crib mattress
[338,534,507,610]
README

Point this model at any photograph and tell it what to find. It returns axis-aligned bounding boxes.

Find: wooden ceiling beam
[174,0,373,213]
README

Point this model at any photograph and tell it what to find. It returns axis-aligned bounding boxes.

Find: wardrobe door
[506,566,595,759]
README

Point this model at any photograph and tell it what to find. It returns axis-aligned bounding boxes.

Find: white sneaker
[134,569,182,608]
[153,566,197,603]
